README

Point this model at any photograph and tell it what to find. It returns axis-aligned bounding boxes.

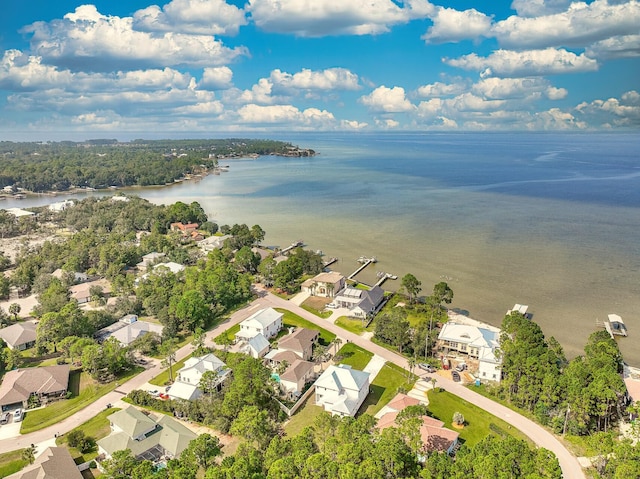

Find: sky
[1,0,639,139]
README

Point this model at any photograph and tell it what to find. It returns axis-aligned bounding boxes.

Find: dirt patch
[302,296,331,310]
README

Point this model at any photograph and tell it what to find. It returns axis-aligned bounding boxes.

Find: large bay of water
[5,132,640,364]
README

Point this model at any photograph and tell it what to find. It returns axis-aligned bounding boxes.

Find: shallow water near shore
[5,132,640,365]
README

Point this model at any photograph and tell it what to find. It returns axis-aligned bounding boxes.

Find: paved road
[0,290,586,479]
[256,292,586,479]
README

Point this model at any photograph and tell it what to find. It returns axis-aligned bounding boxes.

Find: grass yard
[361,362,417,416]
[213,323,241,345]
[276,309,336,346]
[149,355,192,386]
[20,367,142,434]
[300,303,332,319]
[283,397,324,438]
[0,449,28,478]
[56,408,120,463]
[426,389,531,447]
[334,316,371,335]
[336,343,373,371]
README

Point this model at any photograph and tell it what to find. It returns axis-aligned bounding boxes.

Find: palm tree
[407,357,416,379]
[22,445,36,465]
[333,338,343,356]
[9,303,20,321]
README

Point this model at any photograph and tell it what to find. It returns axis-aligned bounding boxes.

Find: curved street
[0,290,586,479]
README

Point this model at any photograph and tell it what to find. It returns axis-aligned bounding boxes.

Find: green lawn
[20,367,142,434]
[334,316,373,335]
[0,449,28,478]
[283,398,324,438]
[276,309,336,346]
[213,324,241,345]
[56,408,120,463]
[336,343,373,371]
[149,355,192,386]
[361,362,417,416]
[426,389,531,447]
[300,304,332,319]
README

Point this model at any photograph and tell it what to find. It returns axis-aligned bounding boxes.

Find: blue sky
[1,0,639,139]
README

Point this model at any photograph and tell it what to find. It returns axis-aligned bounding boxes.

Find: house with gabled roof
[279,359,315,397]
[0,321,37,350]
[277,328,319,361]
[314,364,370,417]
[332,285,385,319]
[5,447,83,479]
[236,307,283,341]
[240,333,270,358]
[167,353,231,401]
[0,365,70,410]
[97,406,197,462]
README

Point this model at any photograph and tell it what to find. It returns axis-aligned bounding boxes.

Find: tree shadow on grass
[68,370,81,396]
[358,384,385,415]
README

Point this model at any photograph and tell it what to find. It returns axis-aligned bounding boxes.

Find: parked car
[0,412,10,425]
[13,408,23,422]
[148,390,159,397]
[451,371,461,382]
[418,363,435,373]
[455,363,467,372]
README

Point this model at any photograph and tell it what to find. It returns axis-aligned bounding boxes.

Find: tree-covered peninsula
[0,139,315,193]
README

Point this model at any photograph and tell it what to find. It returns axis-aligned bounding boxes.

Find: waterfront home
[301,272,346,298]
[437,322,502,382]
[167,353,231,401]
[5,446,83,479]
[277,328,319,361]
[332,285,385,319]
[0,321,37,350]
[97,406,197,463]
[48,200,74,212]
[170,222,199,236]
[198,234,232,252]
[0,365,70,410]
[236,307,283,341]
[376,393,459,456]
[314,364,370,417]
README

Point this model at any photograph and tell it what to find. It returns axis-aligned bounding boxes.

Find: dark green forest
[0,139,313,192]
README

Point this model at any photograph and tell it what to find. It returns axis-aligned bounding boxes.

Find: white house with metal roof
[437,322,502,382]
[314,364,370,417]
[167,353,231,401]
[236,307,283,341]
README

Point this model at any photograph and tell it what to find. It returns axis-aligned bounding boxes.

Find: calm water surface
[6,132,640,364]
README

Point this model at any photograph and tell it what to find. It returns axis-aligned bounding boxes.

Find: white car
[13,408,23,422]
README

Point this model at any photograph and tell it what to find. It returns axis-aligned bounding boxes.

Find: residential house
[236,308,283,341]
[136,252,166,270]
[332,285,385,319]
[198,235,232,253]
[314,364,370,417]
[69,278,111,304]
[0,365,70,410]
[376,393,459,456]
[137,262,186,284]
[167,354,231,401]
[108,321,163,347]
[4,208,35,218]
[170,222,199,236]
[0,321,37,350]
[97,406,197,462]
[5,447,83,479]
[279,359,315,398]
[277,328,319,361]
[240,333,270,359]
[48,200,74,212]
[437,322,502,382]
[51,269,89,284]
[301,272,345,298]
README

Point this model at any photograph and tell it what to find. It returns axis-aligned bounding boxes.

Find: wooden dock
[374,272,398,287]
[348,257,377,280]
[279,240,304,255]
[322,257,338,268]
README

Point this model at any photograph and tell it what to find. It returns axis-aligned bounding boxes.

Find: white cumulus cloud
[200,67,234,90]
[270,68,360,91]
[586,34,640,59]
[416,80,469,98]
[422,7,492,43]
[472,77,566,100]
[246,0,434,37]
[133,0,247,36]
[493,0,640,49]
[510,0,572,18]
[23,5,247,71]
[360,85,415,112]
[236,104,337,129]
[445,48,599,77]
